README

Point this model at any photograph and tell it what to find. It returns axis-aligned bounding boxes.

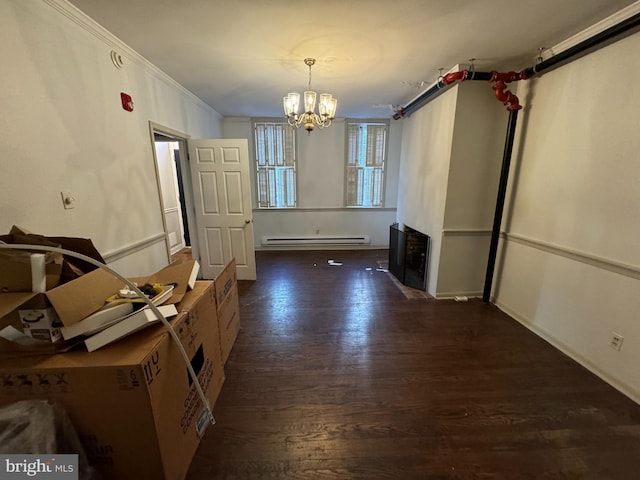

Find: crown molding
[540,1,640,61]
[42,0,218,114]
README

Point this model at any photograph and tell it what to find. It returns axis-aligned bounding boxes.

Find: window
[346,122,388,207]
[254,122,296,208]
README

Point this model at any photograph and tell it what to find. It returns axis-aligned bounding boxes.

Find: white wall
[396,87,458,294]
[437,82,508,297]
[493,30,640,402]
[396,83,507,297]
[0,0,222,276]
[223,117,401,249]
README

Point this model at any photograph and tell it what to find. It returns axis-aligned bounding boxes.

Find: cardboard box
[210,259,240,363]
[38,259,198,328]
[213,258,237,308]
[0,260,199,357]
[0,293,82,358]
[0,293,37,329]
[6,225,106,284]
[0,225,107,293]
[0,294,79,358]
[44,268,123,327]
[18,294,63,343]
[0,248,62,293]
[217,282,240,364]
[0,281,224,480]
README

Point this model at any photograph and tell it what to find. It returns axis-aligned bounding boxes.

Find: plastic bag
[0,399,96,479]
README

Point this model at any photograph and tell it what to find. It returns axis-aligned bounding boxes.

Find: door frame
[148,121,201,266]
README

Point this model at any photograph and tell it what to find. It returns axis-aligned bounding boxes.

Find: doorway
[149,123,257,280]
[149,123,199,265]
[154,136,187,254]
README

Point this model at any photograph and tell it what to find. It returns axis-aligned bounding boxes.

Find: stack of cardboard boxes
[0,228,241,479]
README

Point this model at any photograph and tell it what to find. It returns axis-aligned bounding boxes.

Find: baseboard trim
[495,299,640,406]
[255,244,388,251]
[442,229,492,237]
[435,290,482,299]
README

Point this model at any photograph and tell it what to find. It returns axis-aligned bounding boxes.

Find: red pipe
[395,67,531,116]
[489,70,529,111]
[441,70,469,85]
[432,68,531,112]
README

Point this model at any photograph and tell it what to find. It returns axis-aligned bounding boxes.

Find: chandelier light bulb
[283,92,300,116]
[304,91,316,112]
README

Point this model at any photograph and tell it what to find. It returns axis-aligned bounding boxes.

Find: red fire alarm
[120,92,134,112]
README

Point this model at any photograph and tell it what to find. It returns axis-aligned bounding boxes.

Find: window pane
[257,168,269,208]
[346,122,387,208]
[347,123,359,166]
[254,122,297,208]
[285,167,296,207]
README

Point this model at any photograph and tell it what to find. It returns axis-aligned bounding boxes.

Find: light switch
[61,191,76,209]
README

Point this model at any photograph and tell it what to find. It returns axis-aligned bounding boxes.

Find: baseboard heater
[261,235,371,247]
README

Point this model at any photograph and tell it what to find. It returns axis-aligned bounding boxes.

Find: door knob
[245,219,252,224]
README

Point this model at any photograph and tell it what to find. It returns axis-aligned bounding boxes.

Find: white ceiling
[67,0,637,119]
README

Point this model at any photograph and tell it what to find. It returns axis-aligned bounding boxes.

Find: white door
[187,138,256,280]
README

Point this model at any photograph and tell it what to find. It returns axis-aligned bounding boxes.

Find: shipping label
[180,357,214,434]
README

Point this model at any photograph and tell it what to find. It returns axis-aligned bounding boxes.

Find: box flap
[46,236,105,275]
[0,326,82,359]
[0,293,38,320]
[45,268,123,327]
[1,232,60,249]
[187,260,200,289]
[131,260,199,305]
[8,225,33,235]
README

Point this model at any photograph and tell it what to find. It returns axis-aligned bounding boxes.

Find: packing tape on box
[30,253,46,293]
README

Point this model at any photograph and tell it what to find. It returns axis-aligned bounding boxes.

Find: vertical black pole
[483,109,519,303]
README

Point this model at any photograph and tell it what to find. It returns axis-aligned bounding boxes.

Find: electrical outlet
[610,332,624,351]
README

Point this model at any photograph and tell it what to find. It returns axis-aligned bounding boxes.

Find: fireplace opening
[389,223,430,291]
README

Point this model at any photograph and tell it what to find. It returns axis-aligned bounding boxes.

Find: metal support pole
[483,108,519,302]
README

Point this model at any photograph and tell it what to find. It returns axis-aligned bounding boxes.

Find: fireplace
[389,223,430,291]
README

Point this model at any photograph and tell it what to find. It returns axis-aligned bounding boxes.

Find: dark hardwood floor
[186,250,640,479]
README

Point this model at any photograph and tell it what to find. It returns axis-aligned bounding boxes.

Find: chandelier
[283,58,337,132]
